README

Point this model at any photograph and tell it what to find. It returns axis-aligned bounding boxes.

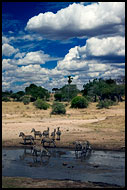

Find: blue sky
[2,2,125,92]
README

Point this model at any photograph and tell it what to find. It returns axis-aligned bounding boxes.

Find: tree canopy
[54,84,80,101]
[83,78,125,102]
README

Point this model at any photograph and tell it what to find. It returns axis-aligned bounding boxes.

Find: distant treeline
[2,78,125,104]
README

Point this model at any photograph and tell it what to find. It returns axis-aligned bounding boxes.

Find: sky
[2,2,125,92]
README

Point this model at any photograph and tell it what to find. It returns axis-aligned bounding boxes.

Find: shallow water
[2,147,125,187]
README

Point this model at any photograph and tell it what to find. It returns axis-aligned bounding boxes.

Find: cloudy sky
[2,2,125,92]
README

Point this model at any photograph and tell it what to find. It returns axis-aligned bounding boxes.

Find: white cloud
[14,52,26,59]
[2,43,19,57]
[2,59,17,71]
[86,36,125,56]
[56,36,125,73]
[26,2,125,40]
[17,50,50,65]
[2,36,9,44]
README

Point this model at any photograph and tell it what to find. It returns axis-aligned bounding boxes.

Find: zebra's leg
[53,141,56,148]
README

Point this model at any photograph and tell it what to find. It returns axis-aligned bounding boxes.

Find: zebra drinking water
[32,145,51,157]
[19,132,34,145]
[31,128,42,139]
[41,137,56,147]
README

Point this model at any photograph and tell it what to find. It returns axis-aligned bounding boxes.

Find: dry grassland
[2,101,125,150]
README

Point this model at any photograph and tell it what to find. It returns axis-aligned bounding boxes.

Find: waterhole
[2,147,125,187]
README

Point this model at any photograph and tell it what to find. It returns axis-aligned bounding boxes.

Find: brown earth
[2,177,122,188]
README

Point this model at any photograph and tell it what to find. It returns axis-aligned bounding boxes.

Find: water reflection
[19,147,92,166]
[19,147,50,167]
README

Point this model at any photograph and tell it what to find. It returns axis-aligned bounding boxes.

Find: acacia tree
[25,84,50,101]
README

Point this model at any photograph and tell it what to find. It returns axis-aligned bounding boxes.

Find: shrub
[71,96,89,108]
[33,98,50,110]
[96,99,114,109]
[2,97,11,102]
[54,93,62,101]
[22,96,30,105]
[51,102,66,114]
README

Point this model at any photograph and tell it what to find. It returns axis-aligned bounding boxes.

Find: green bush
[96,99,114,109]
[22,96,30,105]
[54,93,62,101]
[71,96,89,108]
[51,102,66,114]
[33,99,50,110]
[2,97,11,102]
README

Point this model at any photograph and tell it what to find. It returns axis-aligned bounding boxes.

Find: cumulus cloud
[57,36,125,72]
[2,43,19,57]
[17,50,50,65]
[26,2,125,40]
[86,36,125,57]
[2,59,17,71]
[2,36,9,44]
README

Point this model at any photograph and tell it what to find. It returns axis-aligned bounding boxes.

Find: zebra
[73,141,82,152]
[31,128,42,139]
[51,129,56,141]
[80,141,92,157]
[56,127,61,140]
[41,137,56,147]
[73,140,92,157]
[42,127,49,137]
[19,132,34,145]
[32,145,51,157]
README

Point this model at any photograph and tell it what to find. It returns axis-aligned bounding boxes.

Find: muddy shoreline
[2,177,123,188]
[2,139,125,152]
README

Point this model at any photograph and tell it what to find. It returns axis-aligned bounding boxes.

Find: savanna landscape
[2,98,125,188]
[2,2,125,188]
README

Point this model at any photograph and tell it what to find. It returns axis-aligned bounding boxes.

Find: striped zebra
[32,145,51,157]
[42,127,49,137]
[51,129,56,141]
[41,137,56,147]
[31,128,42,139]
[19,132,34,145]
[56,127,61,140]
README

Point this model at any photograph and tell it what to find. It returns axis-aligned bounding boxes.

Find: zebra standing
[56,127,61,140]
[51,129,56,141]
[19,132,34,145]
[42,127,49,137]
[73,140,92,158]
[31,128,42,139]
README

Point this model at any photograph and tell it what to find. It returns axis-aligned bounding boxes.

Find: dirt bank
[2,177,122,188]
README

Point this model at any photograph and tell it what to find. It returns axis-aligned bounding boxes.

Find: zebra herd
[73,140,92,158]
[19,127,92,159]
[19,127,61,157]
